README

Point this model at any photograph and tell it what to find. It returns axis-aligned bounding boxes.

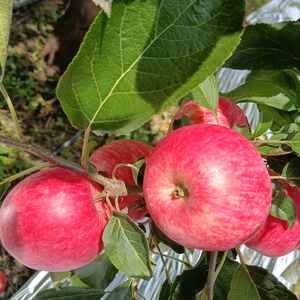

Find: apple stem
[152,236,172,286]
[0,134,137,198]
[206,251,218,300]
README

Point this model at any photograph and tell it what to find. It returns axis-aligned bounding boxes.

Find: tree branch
[0,134,143,198]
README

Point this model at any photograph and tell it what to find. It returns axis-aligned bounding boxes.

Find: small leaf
[75,257,118,289]
[103,211,153,280]
[105,279,133,300]
[232,124,252,140]
[132,157,146,189]
[150,219,185,255]
[93,0,113,17]
[35,286,106,299]
[270,192,296,229]
[0,180,10,201]
[224,22,300,70]
[50,271,72,289]
[169,263,209,299]
[0,0,13,81]
[172,115,194,131]
[280,258,300,284]
[252,111,273,138]
[159,279,172,300]
[282,157,300,189]
[187,75,219,123]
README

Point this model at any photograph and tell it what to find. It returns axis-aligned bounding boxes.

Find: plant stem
[152,236,172,286]
[250,140,289,145]
[0,82,26,142]
[206,251,218,300]
[214,250,227,284]
[81,128,91,170]
[0,134,141,198]
[235,246,246,265]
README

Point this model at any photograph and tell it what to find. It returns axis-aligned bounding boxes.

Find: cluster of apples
[0,97,299,273]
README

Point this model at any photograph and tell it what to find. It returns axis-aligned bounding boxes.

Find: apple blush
[0,167,107,272]
[245,170,300,257]
[143,124,272,251]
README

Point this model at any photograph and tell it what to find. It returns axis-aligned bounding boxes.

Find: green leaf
[221,70,300,111]
[105,279,133,300]
[213,258,239,300]
[172,115,194,131]
[0,0,13,82]
[35,286,106,299]
[248,265,297,300]
[103,211,153,280]
[258,105,300,132]
[132,157,145,189]
[150,220,185,255]
[159,279,172,300]
[228,264,260,300]
[50,271,72,289]
[186,75,219,123]
[282,157,300,189]
[169,263,209,299]
[92,0,113,17]
[267,153,298,175]
[252,111,273,138]
[224,22,300,70]
[75,257,118,289]
[232,124,252,140]
[280,257,300,284]
[57,0,245,136]
[0,180,10,201]
[270,192,296,229]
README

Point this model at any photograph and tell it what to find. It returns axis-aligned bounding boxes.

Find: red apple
[168,96,249,133]
[0,167,107,272]
[90,139,153,222]
[0,270,7,294]
[245,171,300,257]
[143,124,272,251]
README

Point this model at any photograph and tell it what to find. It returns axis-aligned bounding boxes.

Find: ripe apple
[90,139,153,222]
[0,167,107,272]
[168,96,249,133]
[245,171,300,257]
[0,270,7,294]
[143,124,272,251]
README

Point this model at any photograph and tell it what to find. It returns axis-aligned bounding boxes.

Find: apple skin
[245,171,300,257]
[0,167,107,272]
[90,139,153,222]
[143,124,272,251]
[0,270,7,294]
[168,96,249,133]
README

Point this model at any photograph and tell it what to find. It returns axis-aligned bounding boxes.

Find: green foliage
[224,22,300,70]
[103,211,153,280]
[2,0,300,299]
[0,0,12,82]
[56,0,245,136]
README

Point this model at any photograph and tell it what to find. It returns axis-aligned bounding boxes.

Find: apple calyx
[172,183,189,200]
